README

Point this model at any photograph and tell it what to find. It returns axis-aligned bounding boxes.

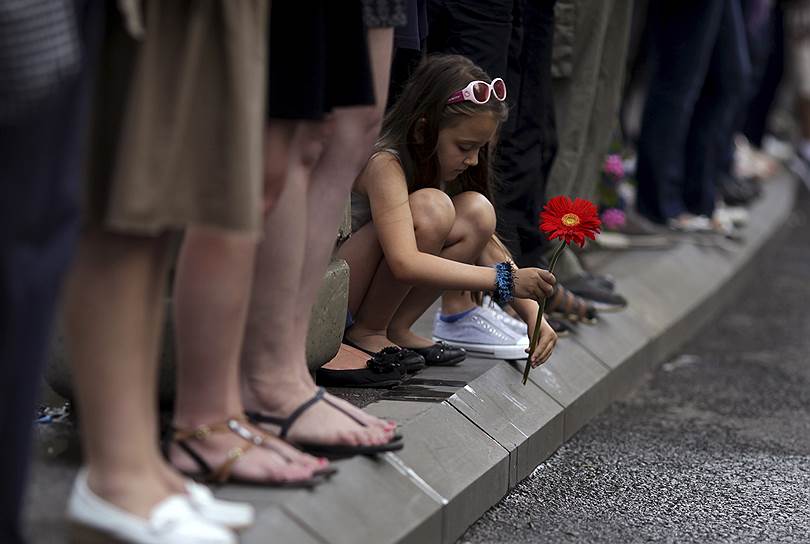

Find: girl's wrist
[491,261,516,305]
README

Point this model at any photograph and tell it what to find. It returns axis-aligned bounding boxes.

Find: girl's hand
[526,316,557,367]
[514,267,556,301]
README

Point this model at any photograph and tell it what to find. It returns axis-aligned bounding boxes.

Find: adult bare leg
[242,122,389,448]
[169,227,322,482]
[64,230,175,518]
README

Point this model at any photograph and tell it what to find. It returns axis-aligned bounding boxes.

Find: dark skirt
[268,0,375,120]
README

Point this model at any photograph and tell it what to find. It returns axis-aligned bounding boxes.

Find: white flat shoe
[185,480,255,531]
[67,469,236,544]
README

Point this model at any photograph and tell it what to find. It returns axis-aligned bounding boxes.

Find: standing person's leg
[546,0,616,200]
[168,227,324,482]
[743,5,784,147]
[635,0,725,224]
[165,0,327,483]
[241,10,399,441]
[785,1,810,160]
[242,121,393,449]
[426,0,513,78]
[494,0,558,268]
[568,0,635,202]
[0,1,97,540]
[64,232,179,516]
[683,0,751,218]
[64,2,252,539]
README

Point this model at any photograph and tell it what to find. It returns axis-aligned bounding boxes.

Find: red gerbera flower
[539,196,601,247]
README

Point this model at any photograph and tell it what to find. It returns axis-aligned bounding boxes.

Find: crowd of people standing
[2,0,805,542]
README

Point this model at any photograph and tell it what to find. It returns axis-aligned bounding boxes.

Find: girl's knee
[410,188,456,241]
[454,191,496,239]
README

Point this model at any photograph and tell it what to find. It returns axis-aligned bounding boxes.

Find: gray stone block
[242,505,325,544]
[305,259,349,372]
[519,339,610,441]
[448,362,564,486]
[366,400,510,544]
[218,453,443,544]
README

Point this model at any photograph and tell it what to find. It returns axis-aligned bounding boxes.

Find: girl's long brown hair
[376,54,508,203]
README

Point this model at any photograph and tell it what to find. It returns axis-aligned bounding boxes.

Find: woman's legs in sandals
[241,29,398,445]
[63,230,175,517]
[242,117,393,448]
[169,227,322,483]
[387,192,498,348]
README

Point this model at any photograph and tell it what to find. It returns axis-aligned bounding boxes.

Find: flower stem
[522,239,567,385]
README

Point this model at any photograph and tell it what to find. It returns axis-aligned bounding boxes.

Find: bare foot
[321,392,397,433]
[344,326,397,353]
[167,426,317,484]
[386,328,434,349]
[320,344,371,370]
[246,382,394,448]
[313,347,398,432]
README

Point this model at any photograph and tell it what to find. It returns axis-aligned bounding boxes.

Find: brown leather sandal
[226,418,338,478]
[164,417,325,488]
[547,284,598,324]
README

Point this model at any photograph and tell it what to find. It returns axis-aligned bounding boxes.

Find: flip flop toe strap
[246,387,329,439]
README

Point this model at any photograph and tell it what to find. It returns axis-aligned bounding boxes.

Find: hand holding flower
[513,267,556,301]
[522,196,601,385]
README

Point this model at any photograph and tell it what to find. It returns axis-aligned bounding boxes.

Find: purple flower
[601,208,626,230]
[602,154,624,180]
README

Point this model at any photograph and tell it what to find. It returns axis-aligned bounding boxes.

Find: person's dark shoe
[343,338,426,373]
[405,341,466,366]
[546,316,574,337]
[596,208,674,250]
[315,359,404,388]
[719,172,760,206]
[564,275,628,312]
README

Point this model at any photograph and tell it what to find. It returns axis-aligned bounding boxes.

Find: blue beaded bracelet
[492,261,515,305]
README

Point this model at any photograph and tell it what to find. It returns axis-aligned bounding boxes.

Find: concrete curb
[218,172,797,544]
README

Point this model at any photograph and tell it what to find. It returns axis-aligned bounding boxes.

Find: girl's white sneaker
[185,480,255,531]
[66,469,236,544]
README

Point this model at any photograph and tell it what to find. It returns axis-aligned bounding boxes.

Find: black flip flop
[245,388,404,459]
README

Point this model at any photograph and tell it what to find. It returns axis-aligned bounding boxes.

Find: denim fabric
[743,5,784,147]
[0,1,99,541]
[636,0,750,223]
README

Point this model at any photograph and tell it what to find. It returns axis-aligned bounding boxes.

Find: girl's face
[436,112,499,182]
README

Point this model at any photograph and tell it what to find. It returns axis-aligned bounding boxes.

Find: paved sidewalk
[462,187,810,544]
[23,172,798,543]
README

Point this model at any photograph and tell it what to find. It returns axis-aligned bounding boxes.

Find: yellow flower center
[561,213,580,227]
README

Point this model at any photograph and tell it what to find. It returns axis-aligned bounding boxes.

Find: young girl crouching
[320,54,558,386]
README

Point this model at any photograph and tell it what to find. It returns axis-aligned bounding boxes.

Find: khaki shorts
[85,0,268,235]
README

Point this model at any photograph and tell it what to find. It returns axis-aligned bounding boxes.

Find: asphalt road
[460,189,810,544]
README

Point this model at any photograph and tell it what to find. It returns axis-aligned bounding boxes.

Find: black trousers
[427,0,558,268]
[636,0,750,223]
[0,2,99,541]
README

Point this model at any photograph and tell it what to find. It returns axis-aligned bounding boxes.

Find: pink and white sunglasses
[447,78,507,105]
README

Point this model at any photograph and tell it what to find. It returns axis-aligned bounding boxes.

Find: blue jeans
[636,0,751,223]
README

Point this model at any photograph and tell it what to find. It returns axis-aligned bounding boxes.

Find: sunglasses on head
[447,78,507,105]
